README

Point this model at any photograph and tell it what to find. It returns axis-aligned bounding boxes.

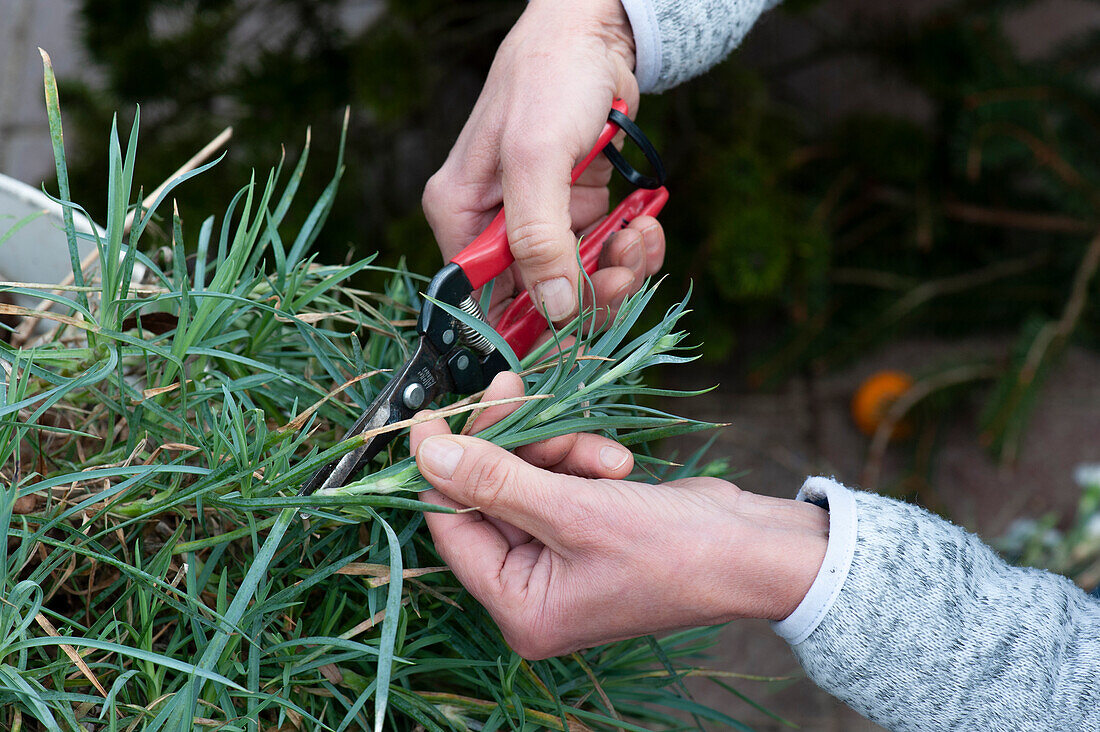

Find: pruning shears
[301,99,668,495]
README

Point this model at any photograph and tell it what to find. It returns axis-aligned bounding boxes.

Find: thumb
[500,134,580,323]
[415,433,576,543]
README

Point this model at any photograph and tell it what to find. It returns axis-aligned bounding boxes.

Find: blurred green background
[10,0,1100,473]
[5,3,1100,726]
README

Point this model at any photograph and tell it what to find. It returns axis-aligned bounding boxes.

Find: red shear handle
[450,98,632,289]
[495,186,669,359]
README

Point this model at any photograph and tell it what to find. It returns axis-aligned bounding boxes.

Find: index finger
[500,126,581,324]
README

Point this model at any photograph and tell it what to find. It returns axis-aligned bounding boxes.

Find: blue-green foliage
[0,59,769,731]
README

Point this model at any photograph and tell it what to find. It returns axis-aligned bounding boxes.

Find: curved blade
[300,338,453,495]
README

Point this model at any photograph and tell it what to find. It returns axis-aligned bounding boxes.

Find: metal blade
[300,338,453,495]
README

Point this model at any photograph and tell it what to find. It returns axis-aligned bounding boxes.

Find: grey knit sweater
[616,3,1100,729]
[774,478,1100,731]
[620,0,782,92]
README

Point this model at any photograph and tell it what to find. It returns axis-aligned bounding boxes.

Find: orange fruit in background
[851,370,914,439]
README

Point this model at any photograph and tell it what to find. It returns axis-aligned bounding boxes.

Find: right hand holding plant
[412,372,830,659]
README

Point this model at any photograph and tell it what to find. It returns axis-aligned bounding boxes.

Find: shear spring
[456,296,495,356]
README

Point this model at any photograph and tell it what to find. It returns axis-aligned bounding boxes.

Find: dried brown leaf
[33,613,109,697]
[318,663,343,685]
[280,370,388,434]
[0,304,98,333]
[12,494,38,514]
[274,310,352,325]
[136,382,191,401]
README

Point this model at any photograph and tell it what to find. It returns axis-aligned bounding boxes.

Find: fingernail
[600,445,630,472]
[536,277,575,322]
[642,225,661,258]
[622,236,644,273]
[418,436,464,479]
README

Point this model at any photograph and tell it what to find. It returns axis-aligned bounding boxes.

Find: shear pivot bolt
[402,383,426,410]
[442,329,455,345]
[456,354,470,371]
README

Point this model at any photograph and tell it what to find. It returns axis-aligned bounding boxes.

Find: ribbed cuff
[771,477,858,645]
[619,0,662,93]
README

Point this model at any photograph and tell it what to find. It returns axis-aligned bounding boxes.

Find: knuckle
[421,172,445,208]
[664,476,730,493]
[508,223,570,270]
[526,436,573,469]
[424,167,503,225]
[495,32,524,60]
[693,477,739,496]
[587,185,611,213]
[421,171,460,219]
[465,455,518,510]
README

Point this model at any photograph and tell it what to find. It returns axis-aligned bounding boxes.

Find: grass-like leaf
[0,63,775,731]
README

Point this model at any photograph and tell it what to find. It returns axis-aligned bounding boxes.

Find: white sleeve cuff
[771,476,858,645]
[619,0,662,93]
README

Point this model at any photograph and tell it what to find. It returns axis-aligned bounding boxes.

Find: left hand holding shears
[421,0,646,326]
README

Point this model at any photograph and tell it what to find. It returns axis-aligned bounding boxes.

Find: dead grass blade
[32,613,109,698]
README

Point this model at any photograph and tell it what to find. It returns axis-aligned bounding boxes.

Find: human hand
[411,372,829,659]
[422,0,664,328]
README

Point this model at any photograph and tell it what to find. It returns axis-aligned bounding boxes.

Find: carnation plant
[0,54,784,731]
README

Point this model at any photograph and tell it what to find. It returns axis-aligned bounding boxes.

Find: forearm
[621,0,782,92]
[776,478,1100,731]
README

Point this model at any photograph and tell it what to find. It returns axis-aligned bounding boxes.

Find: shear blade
[300,338,452,495]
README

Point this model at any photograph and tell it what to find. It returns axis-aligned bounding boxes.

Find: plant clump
[0,56,772,731]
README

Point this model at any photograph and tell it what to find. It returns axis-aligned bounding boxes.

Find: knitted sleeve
[774,477,1100,731]
[620,0,781,92]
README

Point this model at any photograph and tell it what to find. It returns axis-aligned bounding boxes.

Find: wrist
[528,0,636,69]
[592,0,636,69]
[757,496,830,621]
[713,492,830,623]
